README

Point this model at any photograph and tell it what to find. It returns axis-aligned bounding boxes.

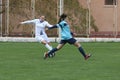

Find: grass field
[0,42,120,80]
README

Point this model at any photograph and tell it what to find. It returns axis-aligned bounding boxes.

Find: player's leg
[43,34,56,57]
[44,43,65,59]
[35,36,52,51]
[44,40,66,59]
[68,38,91,60]
[74,41,91,60]
[36,36,55,57]
[43,34,53,51]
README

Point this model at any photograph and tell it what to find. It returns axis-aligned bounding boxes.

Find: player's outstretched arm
[48,25,57,30]
[17,19,36,29]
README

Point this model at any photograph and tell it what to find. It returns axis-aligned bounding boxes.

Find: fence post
[113,0,118,38]
[86,0,91,38]
[5,0,9,36]
[31,0,35,37]
[0,0,2,37]
[58,0,64,41]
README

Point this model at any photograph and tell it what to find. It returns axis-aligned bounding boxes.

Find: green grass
[0,42,120,80]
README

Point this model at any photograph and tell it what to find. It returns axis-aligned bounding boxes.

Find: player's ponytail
[58,13,67,23]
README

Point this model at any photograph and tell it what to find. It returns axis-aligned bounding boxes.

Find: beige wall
[78,0,120,32]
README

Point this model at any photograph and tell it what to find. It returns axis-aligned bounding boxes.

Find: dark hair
[58,13,67,23]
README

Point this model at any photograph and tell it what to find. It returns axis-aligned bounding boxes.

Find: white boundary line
[0,37,120,42]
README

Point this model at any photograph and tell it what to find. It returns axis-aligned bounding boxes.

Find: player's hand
[17,22,23,29]
[73,32,77,36]
[20,22,24,24]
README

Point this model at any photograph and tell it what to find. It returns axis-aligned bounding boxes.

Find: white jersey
[21,19,52,36]
[21,19,52,43]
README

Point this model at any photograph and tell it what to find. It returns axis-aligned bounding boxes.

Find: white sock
[45,44,52,50]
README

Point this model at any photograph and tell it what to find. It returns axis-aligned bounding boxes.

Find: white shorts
[35,35,50,43]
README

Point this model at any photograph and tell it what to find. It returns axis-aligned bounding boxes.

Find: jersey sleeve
[56,24,60,27]
[21,19,36,24]
[45,21,53,27]
[56,21,64,28]
[56,22,63,28]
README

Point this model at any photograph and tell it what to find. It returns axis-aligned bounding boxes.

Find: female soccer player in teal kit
[44,13,91,60]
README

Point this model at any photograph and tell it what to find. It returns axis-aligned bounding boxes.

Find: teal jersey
[57,20,72,40]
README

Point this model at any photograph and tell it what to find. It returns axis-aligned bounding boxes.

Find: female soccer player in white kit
[20,16,54,56]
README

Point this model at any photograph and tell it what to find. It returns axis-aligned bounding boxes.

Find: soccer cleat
[85,54,91,60]
[48,52,56,58]
[51,53,56,57]
[44,52,48,59]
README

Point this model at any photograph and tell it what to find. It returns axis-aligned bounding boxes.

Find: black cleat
[51,53,56,57]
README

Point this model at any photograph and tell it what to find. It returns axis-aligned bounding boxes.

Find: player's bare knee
[74,42,81,48]
[41,41,47,45]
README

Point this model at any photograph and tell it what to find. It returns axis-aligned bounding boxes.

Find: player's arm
[20,19,36,24]
[47,25,58,30]
[71,29,77,37]
[46,22,63,30]
[45,21,53,27]
[45,21,56,30]
[17,19,36,29]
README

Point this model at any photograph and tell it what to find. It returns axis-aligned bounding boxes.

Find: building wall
[78,0,120,32]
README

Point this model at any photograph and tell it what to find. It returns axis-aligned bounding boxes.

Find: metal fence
[0,0,119,38]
